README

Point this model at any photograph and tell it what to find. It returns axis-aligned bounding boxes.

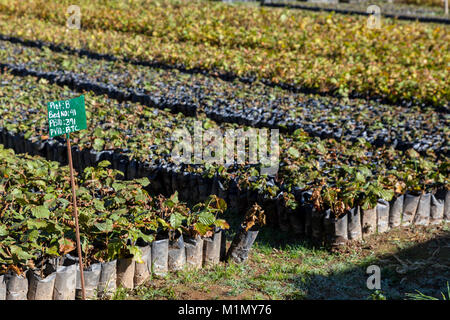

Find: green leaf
[31,206,50,219]
[98,160,111,168]
[169,212,185,229]
[0,224,8,236]
[198,211,215,226]
[93,138,105,151]
[93,199,105,212]
[112,182,125,192]
[135,177,150,187]
[288,147,300,158]
[94,220,113,232]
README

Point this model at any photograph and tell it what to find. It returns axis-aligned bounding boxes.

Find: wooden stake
[66,133,86,300]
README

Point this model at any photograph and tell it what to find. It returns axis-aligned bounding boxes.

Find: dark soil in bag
[134,245,152,287]
[414,193,431,226]
[361,207,377,237]
[203,229,222,267]
[226,226,259,263]
[168,235,186,271]
[98,260,117,298]
[389,195,403,228]
[184,236,204,269]
[151,238,169,276]
[430,193,444,225]
[444,190,450,222]
[76,263,102,300]
[402,193,420,226]
[53,264,77,300]
[116,257,135,290]
[377,199,390,233]
[347,207,362,241]
[0,275,5,300]
[5,271,28,300]
[27,269,56,300]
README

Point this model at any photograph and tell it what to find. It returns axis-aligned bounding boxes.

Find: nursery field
[0,0,449,301]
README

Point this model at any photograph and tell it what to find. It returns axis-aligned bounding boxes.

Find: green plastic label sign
[47,95,87,137]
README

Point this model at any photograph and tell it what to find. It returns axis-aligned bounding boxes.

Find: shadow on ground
[250,220,450,300]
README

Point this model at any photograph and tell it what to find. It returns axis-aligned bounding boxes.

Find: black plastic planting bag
[220,229,227,262]
[389,195,403,228]
[168,235,186,271]
[311,208,324,243]
[203,229,222,267]
[227,226,259,263]
[188,173,200,203]
[361,207,377,236]
[53,264,77,300]
[24,138,35,156]
[116,257,135,289]
[247,190,258,208]
[198,176,212,201]
[237,190,248,213]
[76,263,101,299]
[98,260,117,298]
[14,133,25,154]
[27,270,56,300]
[430,194,444,225]
[151,238,169,276]
[414,193,431,226]
[171,170,179,196]
[402,193,420,226]
[323,210,347,246]
[5,271,28,300]
[185,236,204,269]
[347,207,362,241]
[53,143,67,164]
[376,199,390,233]
[179,171,191,201]
[134,245,152,286]
[304,204,313,237]
[444,190,450,223]
[288,207,305,236]
[161,165,173,195]
[0,275,5,300]
[276,194,290,232]
[5,131,14,149]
